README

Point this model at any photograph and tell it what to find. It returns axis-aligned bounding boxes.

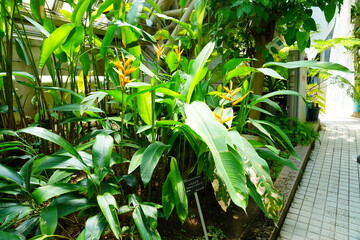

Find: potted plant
[306,83,325,121]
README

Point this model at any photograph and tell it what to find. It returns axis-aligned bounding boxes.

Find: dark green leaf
[32,183,85,204]
[324,3,336,23]
[97,193,121,239]
[0,164,23,186]
[140,142,169,185]
[40,206,58,235]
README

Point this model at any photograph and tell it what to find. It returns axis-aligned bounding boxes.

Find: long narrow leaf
[0,164,23,187]
[18,127,82,161]
[140,142,169,185]
[97,193,121,239]
[32,183,85,204]
[40,206,58,235]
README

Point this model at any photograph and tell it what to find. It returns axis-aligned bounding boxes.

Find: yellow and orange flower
[154,43,165,60]
[220,81,251,106]
[213,107,235,124]
[113,53,138,89]
[174,46,184,62]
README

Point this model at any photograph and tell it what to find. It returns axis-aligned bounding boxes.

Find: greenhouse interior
[1,0,360,239]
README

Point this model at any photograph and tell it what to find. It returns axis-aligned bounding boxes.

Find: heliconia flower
[174,46,184,62]
[213,108,235,124]
[112,53,138,89]
[219,80,250,106]
[155,43,165,60]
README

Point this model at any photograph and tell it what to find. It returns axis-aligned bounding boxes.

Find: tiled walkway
[278,117,360,240]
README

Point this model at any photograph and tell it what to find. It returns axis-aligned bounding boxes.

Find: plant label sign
[184,175,204,195]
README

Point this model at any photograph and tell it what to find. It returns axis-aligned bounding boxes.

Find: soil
[157,185,276,240]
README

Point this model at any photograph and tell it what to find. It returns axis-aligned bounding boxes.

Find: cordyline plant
[0,0,353,239]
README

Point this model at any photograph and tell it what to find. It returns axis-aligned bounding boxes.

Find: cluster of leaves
[264,114,319,147]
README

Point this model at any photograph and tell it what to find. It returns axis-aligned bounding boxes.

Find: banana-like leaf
[182,41,215,103]
[32,183,85,204]
[62,26,85,58]
[256,148,298,171]
[18,127,83,161]
[140,142,169,185]
[263,60,352,73]
[39,23,75,68]
[228,131,283,222]
[0,164,23,187]
[184,101,248,210]
[250,90,303,107]
[97,193,121,239]
[161,157,188,223]
[40,206,57,235]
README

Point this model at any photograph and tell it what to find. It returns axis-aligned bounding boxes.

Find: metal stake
[194,192,208,240]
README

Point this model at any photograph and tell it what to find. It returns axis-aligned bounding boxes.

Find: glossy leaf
[83,214,107,240]
[128,147,145,173]
[296,31,310,52]
[324,2,336,23]
[71,0,92,25]
[140,142,169,185]
[137,89,153,126]
[97,193,121,239]
[91,0,114,22]
[0,164,23,187]
[132,205,161,239]
[62,26,85,58]
[32,183,85,204]
[225,66,254,81]
[0,231,25,240]
[184,101,248,210]
[256,68,284,80]
[39,23,75,68]
[40,206,57,235]
[51,194,92,217]
[263,61,352,73]
[92,133,113,169]
[18,127,83,161]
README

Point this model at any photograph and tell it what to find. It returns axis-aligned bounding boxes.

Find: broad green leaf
[225,66,255,81]
[40,206,57,235]
[33,155,88,173]
[127,0,145,25]
[184,102,248,210]
[83,214,107,240]
[0,164,23,186]
[256,148,298,170]
[250,90,303,108]
[62,26,85,58]
[128,147,145,173]
[39,23,75,68]
[254,120,299,160]
[303,17,317,32]
[0,231,25,240]
[48,169,76,184]
[182,41,215,103]
[97,193,121,239]
[0,71,36,84]
[30,0,45,23]
[247,118,273,141]
[100,24,117,57]
[71,0,92,25]
[91,0,114,23]
[324,2,336,23]
[0,205,33,223]
[137,89,153,126]
[92,133,113,169]
[296,31,310,52]
[18,127,83,161]
[264,60,352,73]
[165,51,179,72]
[32,183,85,204]
[223,58,255,73]
[140,142,169,185]
[15,38,31,65]
[256,68,284,80]
[132,205,161,240]
[51,194,92,217]
[168,157,188,223]
[81,91,108,115]
[229,131,283,220]
[15,217,39,237]
[22,15,50,37]
[162,176,174,218]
